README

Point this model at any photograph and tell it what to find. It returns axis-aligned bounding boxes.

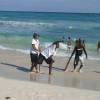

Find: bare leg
[38,64,41,72]
[74,57,79,71]
[34,63,38,73]
[30,62,38,72]
[49,63,52,75]
[78,65,83,72]
[74,60,77,70]
[30,63,34,71]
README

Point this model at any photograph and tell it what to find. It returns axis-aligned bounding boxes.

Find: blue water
[0,11,100,59]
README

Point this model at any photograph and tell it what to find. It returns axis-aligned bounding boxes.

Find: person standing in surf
[30,33,41,73]
[38,41,61,75]
[66,37,72,52]
[64,38,87,72]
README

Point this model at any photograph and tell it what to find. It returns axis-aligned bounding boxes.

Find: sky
[0,0,100,13]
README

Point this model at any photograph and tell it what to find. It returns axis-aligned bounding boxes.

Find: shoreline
[0,49,100,91]
[0,44,100,61]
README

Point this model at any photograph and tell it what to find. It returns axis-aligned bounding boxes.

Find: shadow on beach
[40,65,64,71]
[1,62,100,91]
[0,62,64,72]
[93,71,100,74]
[1,62,30,72]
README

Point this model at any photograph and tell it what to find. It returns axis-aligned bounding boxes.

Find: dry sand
[0,49,100,99]
[0,77,100,100]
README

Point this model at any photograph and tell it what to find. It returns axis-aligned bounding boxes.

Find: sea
[0,11,100,60]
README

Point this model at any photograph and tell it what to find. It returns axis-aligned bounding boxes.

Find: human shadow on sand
[93,71,100,74]
[1,62,64,72]
[40,65,64,71]
[1,62,30,72]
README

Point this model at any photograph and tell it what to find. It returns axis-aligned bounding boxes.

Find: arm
[32,44,39,51]
[38,44,41,52]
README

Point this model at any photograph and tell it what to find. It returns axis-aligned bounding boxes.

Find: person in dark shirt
[72,39,87,72]
[64,38,87,72]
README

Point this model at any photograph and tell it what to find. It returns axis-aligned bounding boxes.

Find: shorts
[30,53,38,64]
[79,55,84,64]
[67,45,72,50]
[38,53,54,64]
[74,55,84,66]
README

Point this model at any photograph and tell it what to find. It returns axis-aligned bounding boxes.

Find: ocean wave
[0,17,9,20]
[43,42,69,51]
[66,21,100,31]
[1,20,100,36]
[0,45,30,54]
[0,20,55,28]
[1,20,96,31]
[0,45,13,50]
[0,44,99,61]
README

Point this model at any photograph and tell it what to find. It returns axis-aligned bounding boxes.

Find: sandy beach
[0,77,100,100]
[0,49,100,99]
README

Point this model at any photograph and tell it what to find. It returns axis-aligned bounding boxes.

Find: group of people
[30,32,88,75]
[66,37,86,52]
[30,33,61,74]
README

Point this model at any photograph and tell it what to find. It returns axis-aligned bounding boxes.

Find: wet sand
[0,49,100,91]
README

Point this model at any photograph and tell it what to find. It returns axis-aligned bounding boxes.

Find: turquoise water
[0,11,100,59]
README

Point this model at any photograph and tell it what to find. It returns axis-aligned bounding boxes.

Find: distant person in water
[30,33,41,73]
[67,38,88,72]
[97,41,100,51]
[38,41,61,75]
[66,37,72,52]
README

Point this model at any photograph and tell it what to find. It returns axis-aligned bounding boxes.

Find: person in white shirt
[30,33,40,72]
[38,41,60,75]
[66,37,72,52]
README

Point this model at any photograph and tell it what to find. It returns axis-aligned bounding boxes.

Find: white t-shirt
[41,44,56,59]
[30,38,40,54]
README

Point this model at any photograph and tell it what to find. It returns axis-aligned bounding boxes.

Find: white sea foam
[0,45,13,50]
[59,43,67,50]
[0,45,100,60]
[0,45,30,54]
[68,26,73,29]
[0,20,55,28]
[15,49,30,54]
[44,42,52,48]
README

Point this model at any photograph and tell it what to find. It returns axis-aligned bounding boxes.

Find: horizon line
[0,10,100,14]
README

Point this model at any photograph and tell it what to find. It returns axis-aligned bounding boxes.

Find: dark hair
[53,40,64,45]
[33,33,39,38]
[78,38,82,44]
[68,37,71,39]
